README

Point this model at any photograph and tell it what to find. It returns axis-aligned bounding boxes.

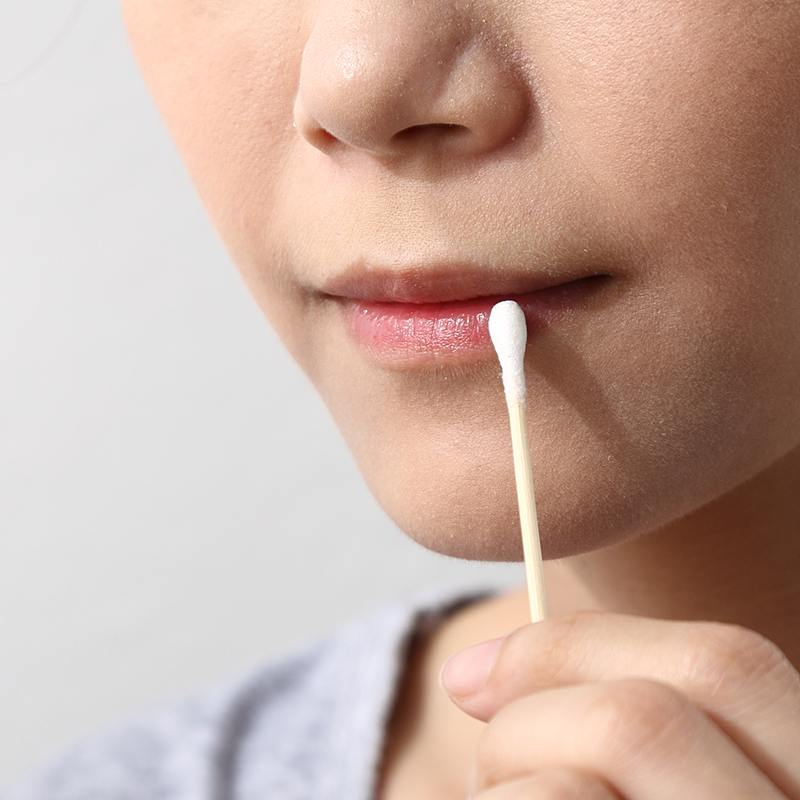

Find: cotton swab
[488,300,548,622]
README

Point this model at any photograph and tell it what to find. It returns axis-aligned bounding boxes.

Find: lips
[321,267,608,368]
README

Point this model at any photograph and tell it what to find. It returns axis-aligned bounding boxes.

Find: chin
[377,493,636,564]
[356,428,786,565]
[357,447,646,563]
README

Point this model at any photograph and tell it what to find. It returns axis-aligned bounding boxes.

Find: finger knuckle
[584,679,692,766]
[679,623,793,703]
[501,611,603,687]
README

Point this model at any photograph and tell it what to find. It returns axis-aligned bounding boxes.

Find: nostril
[295,100,340,151]
[310,127,339,150]
[391,122,471,145]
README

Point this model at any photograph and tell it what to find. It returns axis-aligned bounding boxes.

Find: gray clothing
[4,591,479,800]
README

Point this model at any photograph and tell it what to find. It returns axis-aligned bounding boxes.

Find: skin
[123,0,800,796]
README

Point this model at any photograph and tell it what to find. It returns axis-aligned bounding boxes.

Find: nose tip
[294,8,530,160]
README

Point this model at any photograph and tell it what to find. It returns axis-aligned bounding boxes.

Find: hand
[441,612,800,799]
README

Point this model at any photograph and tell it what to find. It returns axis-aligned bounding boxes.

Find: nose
[294,0,530,160]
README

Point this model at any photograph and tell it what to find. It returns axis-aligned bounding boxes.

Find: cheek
[541,0,800,259]
[123,0,305,284]
[540,0,800,464]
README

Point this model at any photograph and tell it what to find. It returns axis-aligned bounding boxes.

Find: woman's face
[124,0,800,560]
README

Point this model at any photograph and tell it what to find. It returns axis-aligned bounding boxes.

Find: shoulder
[3,590,481,800]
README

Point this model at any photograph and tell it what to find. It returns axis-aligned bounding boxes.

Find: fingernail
[440,638,503,697]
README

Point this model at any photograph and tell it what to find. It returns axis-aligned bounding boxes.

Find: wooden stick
[488,299,547,623]
[508,400,547,622]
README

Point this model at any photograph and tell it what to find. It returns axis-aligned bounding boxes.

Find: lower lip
[343,277,604,367]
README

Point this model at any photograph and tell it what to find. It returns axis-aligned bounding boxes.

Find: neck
[567,445,800,666]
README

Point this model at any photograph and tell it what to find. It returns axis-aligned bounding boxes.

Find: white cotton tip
[489,300,528,405]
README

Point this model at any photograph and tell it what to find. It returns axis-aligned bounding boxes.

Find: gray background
[0,1,521,790]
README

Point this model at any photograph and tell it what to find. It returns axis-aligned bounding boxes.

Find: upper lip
[319,262,604,304]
